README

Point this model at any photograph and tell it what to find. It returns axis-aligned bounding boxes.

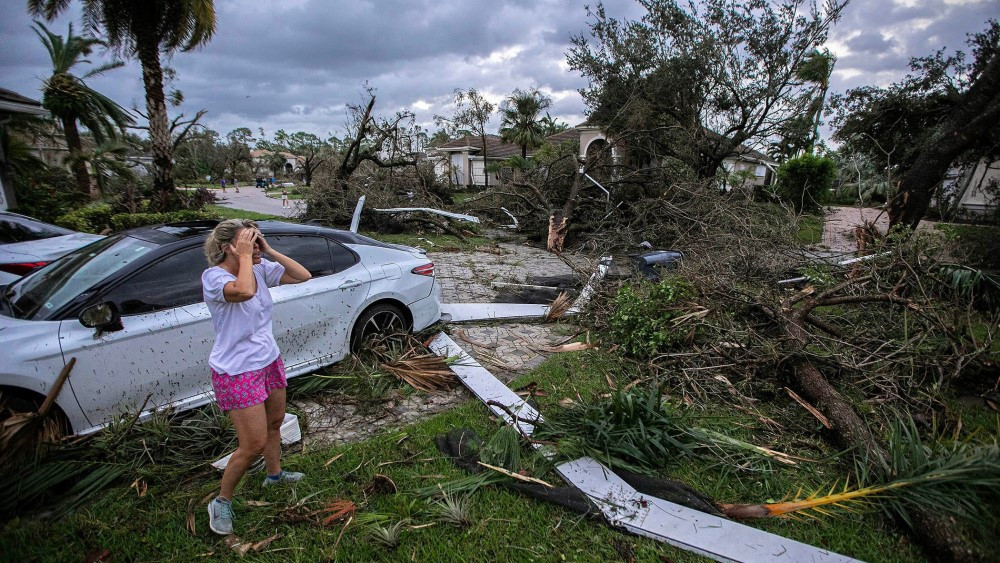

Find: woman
[201,219,311,535]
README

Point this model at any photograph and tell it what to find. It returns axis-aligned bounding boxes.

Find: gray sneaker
[262,470,305,487]
[207,497,234,535]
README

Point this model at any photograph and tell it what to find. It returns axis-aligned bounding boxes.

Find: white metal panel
[557,457,864,563]
[439,302,552,323]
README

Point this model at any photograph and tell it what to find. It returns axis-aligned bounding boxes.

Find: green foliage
[55,203,114,233]
[55,205,213,233]
[109,210,213,231]
[609,277,698,357]
[862,417,1000,528]
[937,224,1000,270]
[11,165,87,223]
[776,154,836,212]
[534,385,694,474]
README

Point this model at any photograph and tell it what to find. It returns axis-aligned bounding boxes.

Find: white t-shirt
[202,258,286,375]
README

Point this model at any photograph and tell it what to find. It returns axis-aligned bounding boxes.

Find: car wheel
[350,303,409,353]
[0,391,70,440]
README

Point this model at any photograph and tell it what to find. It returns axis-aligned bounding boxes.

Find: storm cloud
[0,0,995,140]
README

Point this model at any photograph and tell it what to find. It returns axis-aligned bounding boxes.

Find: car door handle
[338,280,363,289]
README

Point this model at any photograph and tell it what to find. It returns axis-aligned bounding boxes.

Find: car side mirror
[80,302,123,331]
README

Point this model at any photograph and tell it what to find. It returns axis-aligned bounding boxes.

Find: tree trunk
[61,116,94,199]
[887,53,1000,230]
[137,38,176,211]
[782,305,979,562]
[546,168,584,253]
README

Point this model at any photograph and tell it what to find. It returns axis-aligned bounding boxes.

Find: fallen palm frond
[721,418,1000,524]
[478,425,522,471]
[544,292,573,322]
[381,350,457,393]
[1,358,76,463]
[686,427,803,466]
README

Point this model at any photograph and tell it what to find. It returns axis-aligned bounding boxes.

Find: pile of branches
[305,160,455,233]
[571,191,1000,559]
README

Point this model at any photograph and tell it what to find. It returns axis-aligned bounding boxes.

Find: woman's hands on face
[253,229,273,254]
[229,228,258,259]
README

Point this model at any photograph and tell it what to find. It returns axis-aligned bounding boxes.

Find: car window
[102,246,205,315]
[0,215,74,244]
[5,235,157,320]
[265,235,336,277]
[330,241,358,273]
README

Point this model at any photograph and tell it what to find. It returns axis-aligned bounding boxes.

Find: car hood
[0,233,104,262]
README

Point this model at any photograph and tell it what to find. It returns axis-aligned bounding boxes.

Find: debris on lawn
[225,533,280,556]
[1,357,75,460]
[380,347,457,393]
[364,474,399,497]
[440,302,555,323]
[427,331,863,563]
[374,207,480,223]
[349,195,366,233]
[543,292,572,321]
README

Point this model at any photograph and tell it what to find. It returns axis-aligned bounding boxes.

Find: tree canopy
[29,0,217,210]
[567,0,846,179]
[831,19,1000,229]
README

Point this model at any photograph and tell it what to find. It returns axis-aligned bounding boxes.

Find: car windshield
[0,215,74,244]
[2,235,157,320]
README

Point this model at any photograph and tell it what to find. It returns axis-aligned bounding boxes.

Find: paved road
[212,185,303,218]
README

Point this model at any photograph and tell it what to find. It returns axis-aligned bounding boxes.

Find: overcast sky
[0,0,996,143]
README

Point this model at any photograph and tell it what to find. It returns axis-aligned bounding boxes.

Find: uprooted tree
[831,19,1000,231]
[304,88,450,229]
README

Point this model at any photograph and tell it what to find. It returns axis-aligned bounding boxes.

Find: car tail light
[411,263,434,276]
[0,261,49,276]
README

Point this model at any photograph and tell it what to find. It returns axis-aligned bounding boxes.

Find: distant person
[281,188,289,209]
[202,220,311,535]
[234,178,239,193]
[220,177,227,193]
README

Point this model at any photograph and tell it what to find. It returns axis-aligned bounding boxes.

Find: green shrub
[11,166,86,223]
[775,154,836,212]
[55,204,114,233]
[109,210,213,232]
[609,277,698,357]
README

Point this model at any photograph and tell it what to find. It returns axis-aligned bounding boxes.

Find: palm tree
[33,21,133,198]
[795,49,836,152]
[499,89,553,159]
[65,140,136,195]
[28,0,217,210]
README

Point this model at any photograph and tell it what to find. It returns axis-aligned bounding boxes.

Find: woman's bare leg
[220,403,268,499]
[262,388,287,476]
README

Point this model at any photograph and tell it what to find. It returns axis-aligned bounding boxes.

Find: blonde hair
[204,219,258,265]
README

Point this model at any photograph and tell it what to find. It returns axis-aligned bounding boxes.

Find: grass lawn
[204,205,286,222]
[0,347,938,562]
[365,231,491,252]
[796,213,824,245]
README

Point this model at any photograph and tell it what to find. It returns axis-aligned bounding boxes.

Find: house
[250,149,304,175]
[430,123,775,188]
[0,88,49,211]
[941,160,999,217]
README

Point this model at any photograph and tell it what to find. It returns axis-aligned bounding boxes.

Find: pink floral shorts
[211,356,287,411]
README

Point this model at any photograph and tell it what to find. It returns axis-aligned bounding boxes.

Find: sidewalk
[212,185,303,218]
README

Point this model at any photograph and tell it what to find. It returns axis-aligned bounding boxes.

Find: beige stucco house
[430,123,775,188]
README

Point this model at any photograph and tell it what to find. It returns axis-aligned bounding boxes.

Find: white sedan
[0,220,440,435]
[0,211,104,286]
